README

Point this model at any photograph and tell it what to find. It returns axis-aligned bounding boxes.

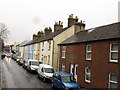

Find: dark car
[13,54,17,61]
[22,59,28,69]
[51,71,80,89]
[17,58,24,65]
[1,53,6,59]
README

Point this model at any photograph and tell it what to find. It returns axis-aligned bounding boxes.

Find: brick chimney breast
[33,34,37,40]
[54,21,63,32]
[37,31,44,38]
[68,14,78,27]
[44,27,52,36]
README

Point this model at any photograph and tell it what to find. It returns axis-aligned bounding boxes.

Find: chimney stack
[44,27,52,36]
[68,14,78,27]
[54,21,63,32]
[37,31,44,38]
[33,34,37,40]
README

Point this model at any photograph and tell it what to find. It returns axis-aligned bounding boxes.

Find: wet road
[1,57,52,88]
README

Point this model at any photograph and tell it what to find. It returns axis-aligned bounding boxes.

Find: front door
[70,64,74,75]
[74,64,78,81]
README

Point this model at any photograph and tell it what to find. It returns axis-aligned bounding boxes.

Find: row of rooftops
[22,14,120,46]
[59,22,120,45]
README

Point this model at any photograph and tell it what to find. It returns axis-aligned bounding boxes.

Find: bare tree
[0,23,9,42]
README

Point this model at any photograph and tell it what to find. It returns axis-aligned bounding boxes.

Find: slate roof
[35,27,69,43]
[59,22,120,45]
[24,27,69,46]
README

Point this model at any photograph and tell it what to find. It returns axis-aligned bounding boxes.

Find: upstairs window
[62,46,66,58]
[110,43,118,62]
[48,55,50,65]
[42,42,44,51]
[86,45,92,60]
[48,41,51,51]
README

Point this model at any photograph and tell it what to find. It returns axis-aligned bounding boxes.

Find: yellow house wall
[53,25,85,71]
[44,40,53,66]
[53,25,75,71]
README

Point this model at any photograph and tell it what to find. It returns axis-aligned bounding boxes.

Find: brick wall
[59,39,119,88]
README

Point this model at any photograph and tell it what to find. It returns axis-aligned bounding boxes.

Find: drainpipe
[57,45,60,71]
[52,40,54,68]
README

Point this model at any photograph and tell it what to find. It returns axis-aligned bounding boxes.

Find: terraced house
[23,14,85,70]
[58,22,120,89]
[37,14,85,70]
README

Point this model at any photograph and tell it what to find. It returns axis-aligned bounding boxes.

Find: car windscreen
[62,76,76,83]
[19,58,23,60]
[45,68,54,73]
[31,61,39,66]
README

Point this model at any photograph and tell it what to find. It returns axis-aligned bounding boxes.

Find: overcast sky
[0,0,119,45]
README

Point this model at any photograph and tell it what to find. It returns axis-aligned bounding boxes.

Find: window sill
[109,60,118,63]
[85,80,90,84]
[86,59,91,61]
[62,57,65,59]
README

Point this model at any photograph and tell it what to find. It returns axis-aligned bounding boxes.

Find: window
[75,65,78,75]
[58,75,61,81]
[62,63,65,72]
[42,42,44,51]
[48,55,50,65]
[86,45,92,60]
[62,46,66,58]
[41,68,44,72]
[48,41,51,51]
[109,73,118,89]
[110,43,118,62]
[85,67,90,83]
[53,73,58,78]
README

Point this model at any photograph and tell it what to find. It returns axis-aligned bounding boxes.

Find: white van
[37,64,54,81]
[27,59,40,73]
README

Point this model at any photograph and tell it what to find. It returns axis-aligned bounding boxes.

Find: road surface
[1,57,52,88]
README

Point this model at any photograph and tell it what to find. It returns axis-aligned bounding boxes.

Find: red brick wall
[59,39,119,88]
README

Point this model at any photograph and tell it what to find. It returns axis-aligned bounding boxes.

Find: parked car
[16,57,22,62]
[22,59,28,69]
[13,54,17,61]
[37,64,54,82]
[5,53,11,58]
[11,54,15,59]
[1,53,6,59]
[17,58,24,65]
[51,71,80,89]
[27,59,40,73]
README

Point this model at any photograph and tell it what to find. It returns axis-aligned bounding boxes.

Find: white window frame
[62,63,65,72]
[62,46,66,58]
[86,45,92,60]
[85,67,90,83]
[109,73,118,89]
[110,43,118,63]
[48,55,50,65]
[48,40,51,51]
[42,42,44,51]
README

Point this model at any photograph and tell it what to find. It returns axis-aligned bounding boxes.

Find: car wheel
[52,84,55,88]
[38,75,40,79]
[43,77,46,82]
[30,70,32,74]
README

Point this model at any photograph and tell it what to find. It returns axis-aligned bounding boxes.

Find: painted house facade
[37,14,85,70]
[19,40,28,58]
[58,22,120,89]
[36,42,41,60]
